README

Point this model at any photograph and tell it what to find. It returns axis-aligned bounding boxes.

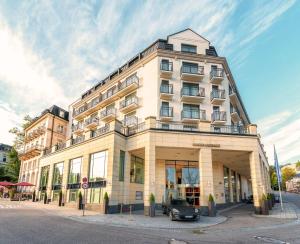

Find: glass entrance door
[165,161,200,207]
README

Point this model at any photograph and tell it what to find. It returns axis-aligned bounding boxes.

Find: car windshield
[171,199,190,206]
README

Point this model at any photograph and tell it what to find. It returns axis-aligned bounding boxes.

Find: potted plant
[9,189,15,200]
[267,193,272,210]
[32,191,36,202]
[43,192,47,204]
[78,191,83,210]
[261,194,269,215]
[149,193,156,217]
[58,190,63,207]
[103,192,109,214]
[208,194,216,217]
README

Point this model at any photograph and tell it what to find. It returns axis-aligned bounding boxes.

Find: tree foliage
[4,148,21,183]
[296,161,300,170]
[9,115,33,150]
[281,167,296,190]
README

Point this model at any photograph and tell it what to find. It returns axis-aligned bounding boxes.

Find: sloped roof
[167,28,210,44]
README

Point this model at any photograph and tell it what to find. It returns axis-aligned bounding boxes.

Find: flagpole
[277,172,284,212]
[274,145,283,212]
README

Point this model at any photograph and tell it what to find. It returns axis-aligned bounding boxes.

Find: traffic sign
[82,177,88,183]
[82,182,89,189]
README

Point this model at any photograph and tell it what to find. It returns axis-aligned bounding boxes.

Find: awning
[15,182,35,187]
[0,181,15,187]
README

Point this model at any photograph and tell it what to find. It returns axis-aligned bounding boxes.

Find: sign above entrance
[193,143,220,148]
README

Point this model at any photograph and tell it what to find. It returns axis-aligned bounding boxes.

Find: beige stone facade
[19,106,68,191]
[31,29,270,215]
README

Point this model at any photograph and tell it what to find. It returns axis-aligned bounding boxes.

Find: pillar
[199,148,214,215]
[123,151,131,204]
[144,142,156,216]
[249,151,265,214]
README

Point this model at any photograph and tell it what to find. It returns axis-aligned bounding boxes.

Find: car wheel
[169,211,175,221]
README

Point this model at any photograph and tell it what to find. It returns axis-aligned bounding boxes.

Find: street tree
[9,115,33,150]
[4,148,21,183]
[281,167,296,190]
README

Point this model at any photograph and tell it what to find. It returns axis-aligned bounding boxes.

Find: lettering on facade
[192,143,221,148]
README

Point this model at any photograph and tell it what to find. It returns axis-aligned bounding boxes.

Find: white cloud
[258,109,300,165]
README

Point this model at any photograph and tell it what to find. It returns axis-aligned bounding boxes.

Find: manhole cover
[254,236,290,244]
[168,239,188,244]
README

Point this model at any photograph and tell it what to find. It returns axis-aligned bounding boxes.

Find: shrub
[149,193,155,204]
[104,192,109,202]
[208,194,214,202]
[261,193,267,201]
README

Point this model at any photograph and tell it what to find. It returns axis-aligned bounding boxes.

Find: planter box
[149,204,155,217]
[208,201,216,217]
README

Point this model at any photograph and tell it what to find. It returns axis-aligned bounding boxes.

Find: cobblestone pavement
[0,192,299,244]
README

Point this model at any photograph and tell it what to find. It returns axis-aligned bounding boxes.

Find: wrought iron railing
[211,111,227,121]
[181,65,204,75]
[160,61,173,72]
[160,84,173,94]
[210,89,225,100]
[210,68,224,79]
[160,107,173,117]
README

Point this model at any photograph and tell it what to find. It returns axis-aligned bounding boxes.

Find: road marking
[254,236,290,244]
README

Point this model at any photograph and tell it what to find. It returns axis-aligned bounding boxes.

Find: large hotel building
[19,29,271,215]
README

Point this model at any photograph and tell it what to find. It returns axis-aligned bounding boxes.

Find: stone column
[144,142,156,216]
[199,148,214,215]
[47,164,54,200]
[123,151,131,205]
[249,151,265,214]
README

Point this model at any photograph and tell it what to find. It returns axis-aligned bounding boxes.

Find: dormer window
[59,110,65,118]
[181,44,197,54]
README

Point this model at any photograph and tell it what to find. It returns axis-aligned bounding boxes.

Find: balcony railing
[211,125,249,134]
[181,65,204,75]
[211,111,226,121]
[72,123,84,132]
[100,108,116,118]
[156,121,199,131]
[181,87,205,97]
[84,117,99,127]
[55,142,66,151]
[91,124,110,138]
[210,89,225,100]
[74,75,139,118]
[120,96,138,109]
[72,135,85,145]
[210,68,224,80]
[160,61,173,72]
[160,107,173,117]
[123,116,138,127]
[160,84,173,94]
[181,109,200,119]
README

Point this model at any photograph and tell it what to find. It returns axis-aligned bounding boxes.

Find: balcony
[72,123,84,135]
[181,109,201,123]
[160,61,173,79]
[84,117,99,129]
[160,107,173,121]
[210,89,226,105]
[210,68,224,84]
[211,125,249,135]
[160,84,173,100]
[211,111,227,125]
[229,88,238,106]
[119,96,139,113]
[117,75,139,98]
[100,108,116,122]
[19,145,44,160]
[91,124,110,138]
[180,65,204,82]
[123,116,138,127]
[181,87,205,103]
[72,135,85,145]
[230,107,240,123]
[73,75,139,120]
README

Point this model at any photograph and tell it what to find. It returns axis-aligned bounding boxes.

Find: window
[181,44,197,53]
[161,123,170,130]
[182,83,199,96]
[130,156,144,184]
[69,189,78,202]
[68,157,82,184]
[59,110,65,118]
[119,150,125,181]
[90,188,102,204]
[40,166,50,188]
[223,167,230,203]
[52,162,64,186]
[57,125,64,133]
[3,155,6,162]
[89,151,107,182]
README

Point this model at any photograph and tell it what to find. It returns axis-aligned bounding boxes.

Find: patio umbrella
[0,181,15,187]
[15,182,35,187]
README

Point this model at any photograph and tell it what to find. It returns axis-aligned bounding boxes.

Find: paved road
[0,193,299,244]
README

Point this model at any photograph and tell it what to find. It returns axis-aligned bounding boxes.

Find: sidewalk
[18,200,227,230]
[254,202,299,219]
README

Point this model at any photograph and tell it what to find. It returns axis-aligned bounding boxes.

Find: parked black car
[162,199,199,221]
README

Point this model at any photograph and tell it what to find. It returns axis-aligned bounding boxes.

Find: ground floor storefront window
[69,189,78,202]
[165,160,199,207]
[223,166,230,203]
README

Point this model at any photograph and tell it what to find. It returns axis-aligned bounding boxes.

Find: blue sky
[0,0,299,165]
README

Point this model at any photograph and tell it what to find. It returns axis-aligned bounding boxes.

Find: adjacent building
[19,105,69,190]
[0,143,12,165]
[21,29,271,215]
[283,162,300,192]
